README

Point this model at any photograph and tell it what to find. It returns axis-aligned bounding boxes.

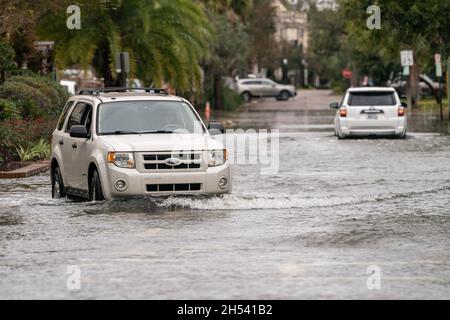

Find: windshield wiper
[98,130,140,135]
[137,130,175,134]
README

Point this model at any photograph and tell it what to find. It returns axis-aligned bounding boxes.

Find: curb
[0,160,51,179]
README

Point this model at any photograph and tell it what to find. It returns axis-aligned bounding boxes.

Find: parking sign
[400,50,414,66]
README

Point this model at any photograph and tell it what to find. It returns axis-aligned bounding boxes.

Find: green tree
[203,12,249,110]
[307,4,348,90]
[343,0,450,106]
[247,0,279,75]
[38,0,212,91]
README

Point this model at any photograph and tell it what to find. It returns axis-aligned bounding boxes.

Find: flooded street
[1,90,450,299]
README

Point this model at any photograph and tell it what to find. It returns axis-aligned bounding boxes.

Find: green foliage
[307,6,348,88]
[15,145,37,162]
[248,0,280,72]
[308,0,450,92]
[222,84,243,112]
[343,0,450,59]
[0,75,69,119]
[0,118,56,162]
[206,13,249,77]
[0,98,20,120]
[38,0,213,92]
[0,42,16,72]
[15,138,51,161]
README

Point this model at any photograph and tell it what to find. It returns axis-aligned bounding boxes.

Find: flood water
[1,91,450,299]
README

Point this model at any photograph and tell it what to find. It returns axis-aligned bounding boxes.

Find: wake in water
[156,183,450,211]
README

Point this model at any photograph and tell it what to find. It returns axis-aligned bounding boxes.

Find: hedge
[0,75,69,120]
[0,74,69,163]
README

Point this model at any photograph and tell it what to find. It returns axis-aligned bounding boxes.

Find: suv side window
[65,102,93,134]
[57,101,74,131]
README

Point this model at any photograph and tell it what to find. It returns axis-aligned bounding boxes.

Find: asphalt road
[1,90,450,299]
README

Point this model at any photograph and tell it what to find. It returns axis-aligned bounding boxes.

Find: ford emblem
[164,157,181,166]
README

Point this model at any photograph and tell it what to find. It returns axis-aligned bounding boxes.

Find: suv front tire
[89,169,105,201]
[51,167,66,199]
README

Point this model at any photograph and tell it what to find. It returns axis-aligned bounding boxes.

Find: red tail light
[340,108,347,117]
[398,107,406,117]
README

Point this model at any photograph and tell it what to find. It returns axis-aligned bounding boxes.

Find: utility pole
[447,58,450,131]
[401,50,414,108]
[435,54,443,121]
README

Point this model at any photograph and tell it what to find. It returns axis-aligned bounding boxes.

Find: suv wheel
[279,90,290,101]
[89,169,105,201]
[51,167,66,199]
[241,92,251,103]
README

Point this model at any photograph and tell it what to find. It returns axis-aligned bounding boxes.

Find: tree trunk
[102,46,114,87]
[213,74,222,110]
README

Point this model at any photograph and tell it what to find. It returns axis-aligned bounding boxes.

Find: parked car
[234,78,297,102]
[387,74,440,98]
[330,87,407,139]
[51,88,231,201]
[60,80,77,95]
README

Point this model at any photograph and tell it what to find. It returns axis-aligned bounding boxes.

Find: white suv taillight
[398,107,406,117]
[340,108,347,117]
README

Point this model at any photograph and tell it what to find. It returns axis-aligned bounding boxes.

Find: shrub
[15,138,51,162]
[0,118,56,163]
[0,75,69,120]
[221,84,243,112]
[0,98,20,120]
[0,42,16,84]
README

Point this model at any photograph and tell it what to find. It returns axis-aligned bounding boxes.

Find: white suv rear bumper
[338,117,407,137]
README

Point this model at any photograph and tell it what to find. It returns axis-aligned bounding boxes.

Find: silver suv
[234,78,297,102]
[51,88,231,201]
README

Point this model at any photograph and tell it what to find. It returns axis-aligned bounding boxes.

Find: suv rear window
[348,92,396,106]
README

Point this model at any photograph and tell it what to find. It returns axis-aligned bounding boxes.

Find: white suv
[51,88,231,201]
[330,87,408,139]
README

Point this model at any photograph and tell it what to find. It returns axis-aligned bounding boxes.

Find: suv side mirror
[208,122,225,135]
[401,102,408,108]
[330,102,340,109]
[70,125,89,138]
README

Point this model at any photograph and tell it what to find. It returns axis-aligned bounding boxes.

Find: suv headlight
[107,152,135,168]
[208,149,227,167]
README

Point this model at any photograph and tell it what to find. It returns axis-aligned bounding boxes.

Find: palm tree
[37,0,212,91]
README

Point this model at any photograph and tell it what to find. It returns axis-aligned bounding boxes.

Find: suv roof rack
[77,87,169,96]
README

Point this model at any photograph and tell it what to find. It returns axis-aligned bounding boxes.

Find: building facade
[273,0,309,53]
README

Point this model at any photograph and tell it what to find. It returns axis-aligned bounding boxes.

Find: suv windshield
[97,101,204,135]
[348,92,396,106]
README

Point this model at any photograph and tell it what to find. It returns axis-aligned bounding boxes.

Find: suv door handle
[59,139,64,146]
[72,143,77,149]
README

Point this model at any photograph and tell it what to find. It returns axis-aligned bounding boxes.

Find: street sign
[435,54,441,65]
[402,65,410,76]
[401,50,414,66]
[342,69,352,79]
[436,63,442,77]
[435,54,442,78]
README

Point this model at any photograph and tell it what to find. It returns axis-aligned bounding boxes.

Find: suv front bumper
[101,163,231,200]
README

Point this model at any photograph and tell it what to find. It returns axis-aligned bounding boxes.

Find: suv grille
[142,152,202,171]
[146,183,202,192]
